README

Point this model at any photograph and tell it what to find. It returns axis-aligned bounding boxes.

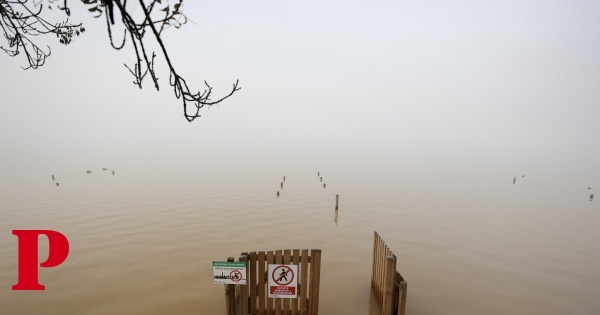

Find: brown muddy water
[1,160,599,315]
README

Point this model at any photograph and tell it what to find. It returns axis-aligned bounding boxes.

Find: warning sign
[268,264,298,298]
[213,261,247,284]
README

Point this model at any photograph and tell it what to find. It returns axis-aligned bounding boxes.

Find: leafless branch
[0,0,84,69]
[1,0,240,122]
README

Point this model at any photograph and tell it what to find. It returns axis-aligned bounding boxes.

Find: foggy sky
[1,0,599,180]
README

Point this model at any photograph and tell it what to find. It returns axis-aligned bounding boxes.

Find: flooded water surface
[1,157,599,315]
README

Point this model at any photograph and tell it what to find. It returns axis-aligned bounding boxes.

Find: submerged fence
[222,232,406,314]
[224,249,322,315]
[371,231,407,315]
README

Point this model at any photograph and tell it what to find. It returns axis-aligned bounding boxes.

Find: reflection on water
[1,160,599,315]
[334,209,338,226]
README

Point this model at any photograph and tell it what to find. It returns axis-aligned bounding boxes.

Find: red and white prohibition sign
[268,264,298,298]
[230,270,243,282]
[272,265,294,285]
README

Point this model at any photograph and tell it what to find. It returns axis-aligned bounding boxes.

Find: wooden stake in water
[320,177,323,182]
[56,183,59,186]
[513,177,516,184]
[318,172,320,177]
[112,171,115,175]
[52,175,55,181]
[277,191,280,198]
[281,182,283,189]
[283,176,286,182]
[591,194,594,201]
[324,183,326,188]
[335,194,339,210]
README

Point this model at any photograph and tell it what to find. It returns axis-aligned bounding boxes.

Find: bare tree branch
[0,0,84,69]
[0,0,240,122]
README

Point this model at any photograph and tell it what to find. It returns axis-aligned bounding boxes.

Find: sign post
[213,261,247,285]
[268,264,298,298]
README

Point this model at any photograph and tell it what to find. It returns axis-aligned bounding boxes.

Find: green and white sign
[213,261,247,284]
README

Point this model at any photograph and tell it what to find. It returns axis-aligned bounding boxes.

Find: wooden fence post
[283,249,292,314]
[249,252,257,315]
[300,250,309,315]
[258,251,266,315]
[371,231,378,294]
[274,250,282,314]
[226,257,236,315]
[239,253,249,315]
[399,280,407,315]
[292,249,300,315]
[308,249,322,315]
[382,256,396,315]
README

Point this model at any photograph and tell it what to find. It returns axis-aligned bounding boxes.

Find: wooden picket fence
[224,249,322,315]
[371,231,407,315]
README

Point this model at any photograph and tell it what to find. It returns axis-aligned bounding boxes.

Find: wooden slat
[375,234,382,301]
[379,235,385,300]
[381,238,386,308]
[258,251,266,315]
[399,279,407,315]
[291,249,300,315]
[393,277,400,315]
[235,276,241,315]
[239,254,249,315]
[308,249,321,315]
[275,250,283,315]
[226,257,236,315]
[300,249,309,315]
[372,231,378,289]
[382,256,395,315]
[249,252,257,315]
[267,251,275,315]
[283,250,292,315]
[381,235,386,300]
[384,244,396,308]
[368,286,382,315]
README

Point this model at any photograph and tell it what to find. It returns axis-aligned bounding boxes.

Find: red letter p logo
[12,230,70,290]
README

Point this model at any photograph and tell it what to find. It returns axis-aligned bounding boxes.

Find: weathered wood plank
[372,231,378,290]
[267,251,275,315]
[226,257,236,315]
[239,254,249,315]
[382,256,395,315]
[249,252,257,315]
[283,250,292,315]
[300,250,309,315]
[275,250,283,315]
[291,249,300,315]
[258,251,266,315]
[308,249,321,315]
